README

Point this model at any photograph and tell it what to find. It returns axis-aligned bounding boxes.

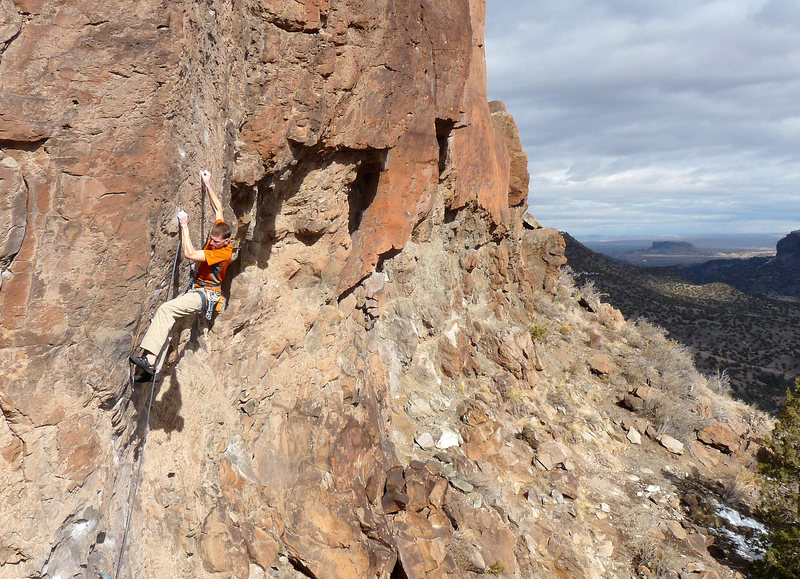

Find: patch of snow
[718,528,765,562]
[715,504,767,561]
[716,505,767,534]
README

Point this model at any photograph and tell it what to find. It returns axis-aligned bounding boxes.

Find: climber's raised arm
[201,170,224,223]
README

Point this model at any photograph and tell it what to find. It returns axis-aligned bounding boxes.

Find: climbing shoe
[129,354,155,374]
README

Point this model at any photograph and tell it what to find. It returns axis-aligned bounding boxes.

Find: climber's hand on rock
[200,170,211,186]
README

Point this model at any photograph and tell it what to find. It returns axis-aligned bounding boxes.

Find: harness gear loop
[194,287,225,320]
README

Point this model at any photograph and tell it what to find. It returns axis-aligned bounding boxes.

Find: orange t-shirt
[194,221,232,292]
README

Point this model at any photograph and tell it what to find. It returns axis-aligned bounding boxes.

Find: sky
[485,0,800,239]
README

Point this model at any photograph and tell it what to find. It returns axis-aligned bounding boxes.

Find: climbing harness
[178,265,227,320]
[197,286,226,320]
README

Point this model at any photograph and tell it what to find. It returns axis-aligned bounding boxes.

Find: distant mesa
[602,239,712,267]
[585,234,780,268]
[639,241,706,255]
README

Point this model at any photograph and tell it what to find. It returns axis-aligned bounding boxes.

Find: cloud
[485,0,800,237]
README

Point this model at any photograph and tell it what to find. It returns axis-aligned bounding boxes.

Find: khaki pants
[140,291,204,369]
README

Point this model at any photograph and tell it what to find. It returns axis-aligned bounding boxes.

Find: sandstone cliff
[0,2,769,578]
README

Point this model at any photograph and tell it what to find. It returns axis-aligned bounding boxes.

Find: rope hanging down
[104,226,183,579]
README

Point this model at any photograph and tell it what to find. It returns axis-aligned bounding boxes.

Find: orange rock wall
[0,1,532,577]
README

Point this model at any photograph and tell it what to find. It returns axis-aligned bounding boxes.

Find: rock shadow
[224,142,388,289]
[129,354,185,438]
[143,317,214,434]
[146,366,185,434]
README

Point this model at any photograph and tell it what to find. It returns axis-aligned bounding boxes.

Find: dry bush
[548,389,579,418]
[652,342,697,393]
[534,294,566,320]
[448,529,486,573]
[595,303,620,326]
[744,407,774,436]
[625,320,699,396]
[625,317,667,348]
[649,393,704,438]
[586,326,604,349]
[709,395,739,423]
[722,470,759,508]
[631,537,669,576]
[577,279,605,310]
[528,325,548,342]
[487,561,506,575]
[558,265,578,294]
[706,368,732,395]
[556,271,578,303]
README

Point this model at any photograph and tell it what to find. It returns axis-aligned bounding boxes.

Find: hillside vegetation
[564,233,800,414]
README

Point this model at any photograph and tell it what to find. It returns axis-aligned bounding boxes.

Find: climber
[129,170,233,377]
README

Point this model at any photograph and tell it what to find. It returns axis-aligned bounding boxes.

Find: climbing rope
[107,225,183,579]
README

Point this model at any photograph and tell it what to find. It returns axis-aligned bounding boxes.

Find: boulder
[665,520,687,541]
[550,471,580,500]
[588,354,614,375]
[489,101,529,206]
[597,541,614,557]
[436,428,461,450]
[622,394,645,412]
[689,442,720,469]
[657,435,685,455]
[685,533,709,556]
[697,424,739,454]
[415,432,435,451]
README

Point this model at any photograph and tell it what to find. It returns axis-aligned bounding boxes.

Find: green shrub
[528,325,548,342]
[753,379,800,577]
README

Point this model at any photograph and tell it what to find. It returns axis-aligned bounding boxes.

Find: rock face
[775,229,800,260]
[0,2,769,579]
[489,100,529,207]
[0,0,517,576]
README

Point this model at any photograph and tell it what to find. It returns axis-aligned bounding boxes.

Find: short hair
[211,221,232,240]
